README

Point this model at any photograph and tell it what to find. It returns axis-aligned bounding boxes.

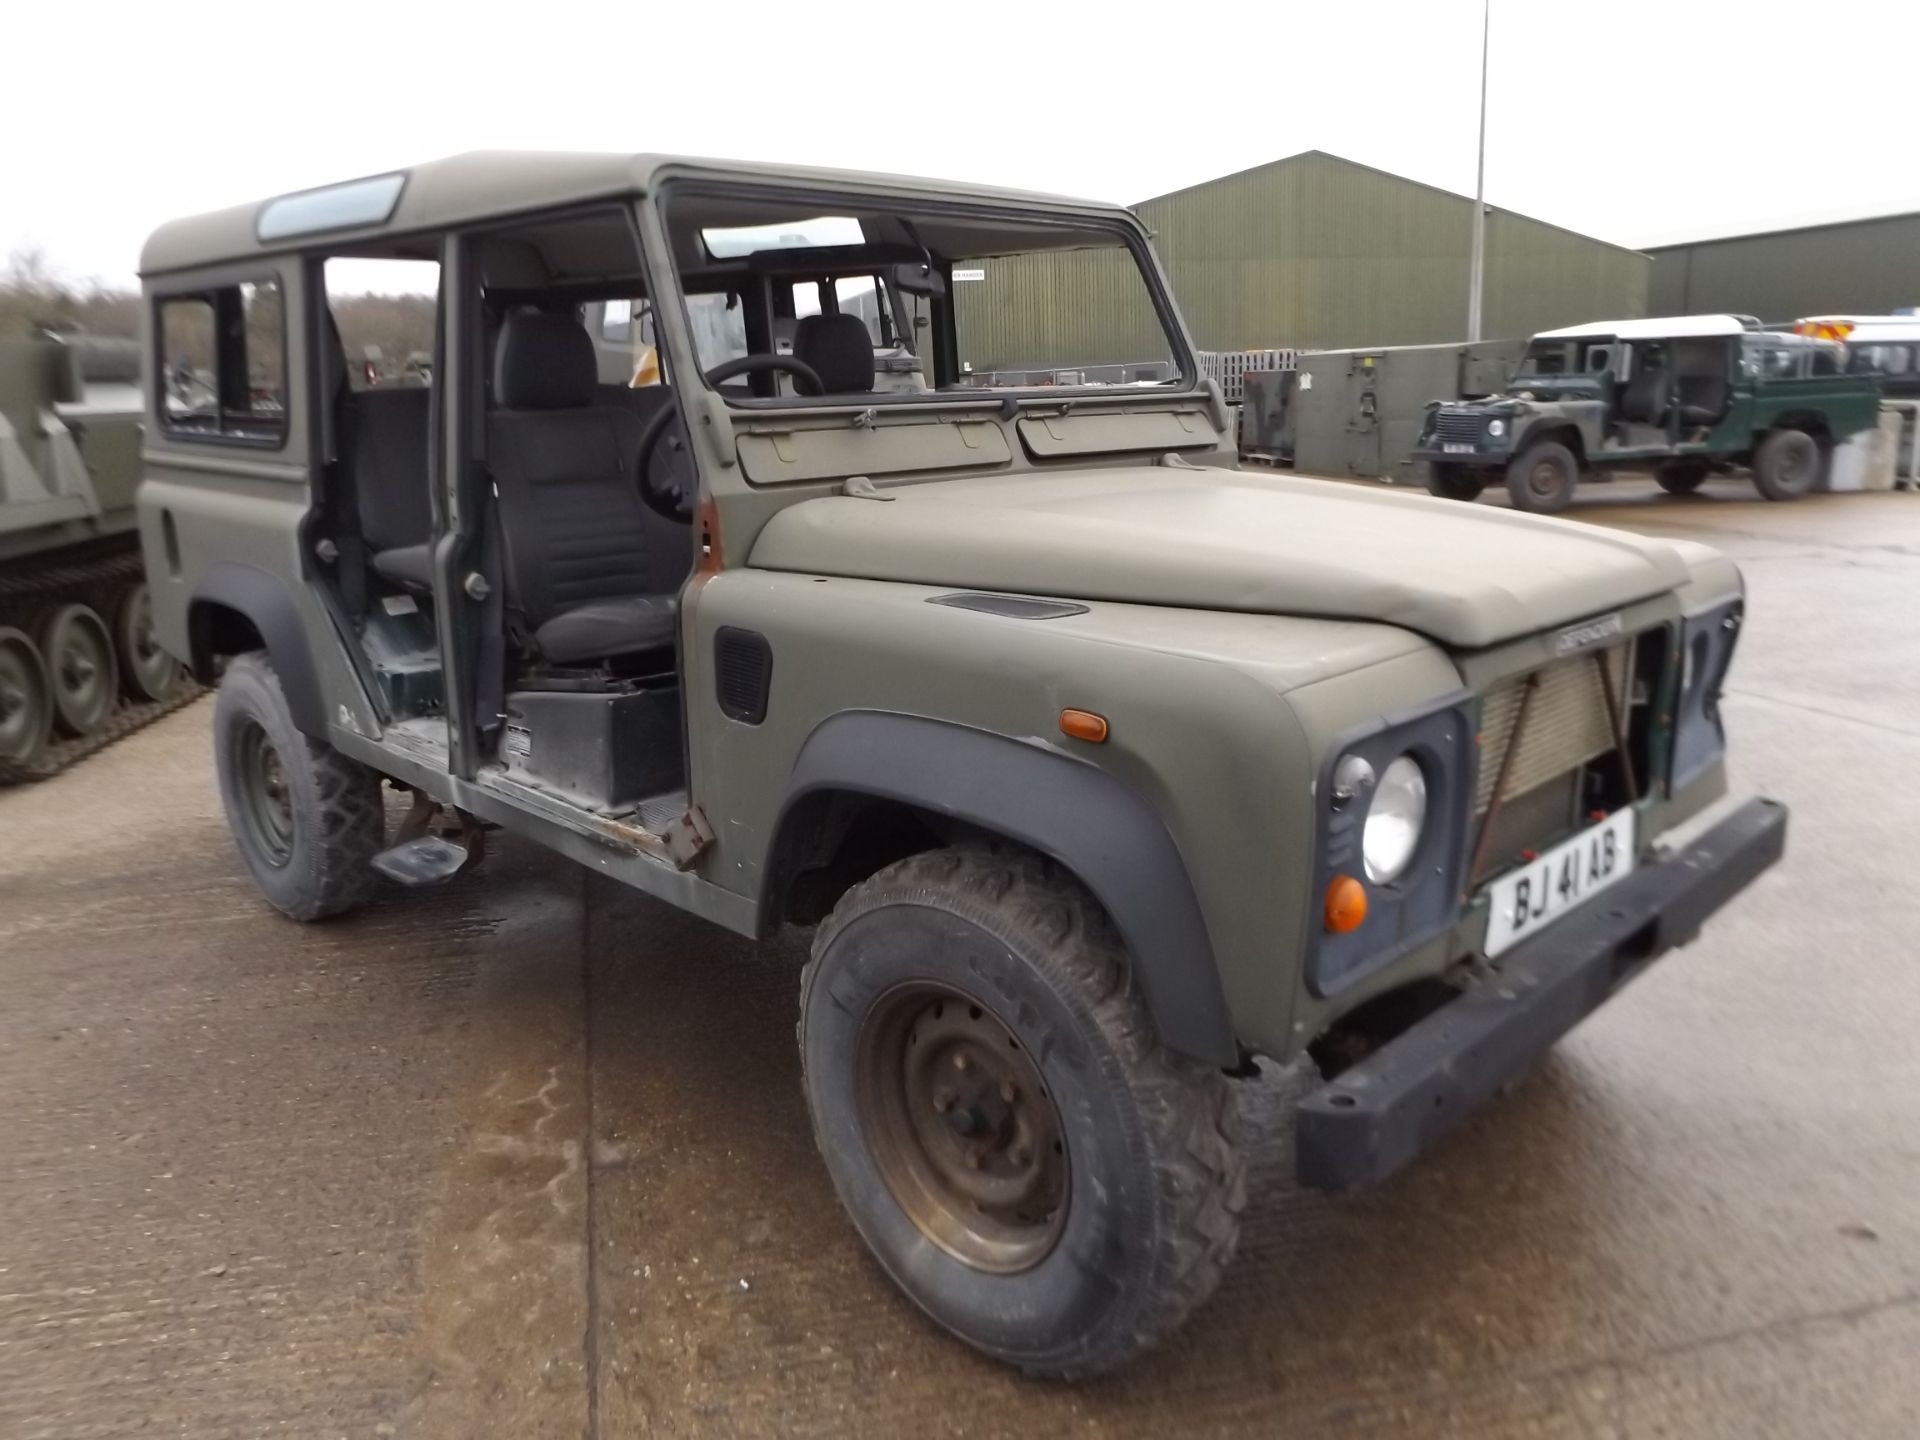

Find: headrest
[794,312,876,395]
[493,311,597,411]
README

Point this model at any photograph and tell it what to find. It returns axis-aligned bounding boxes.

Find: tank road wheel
[213,652,382,921]
[115,583,185,702]
[799,846,1246,1378]
[1504,439,1581,514]
[1656,461,1710,496]
[1752,427,1823,501]
[38,603,118,736]
[1425,463,1487,502]
[0,627,54,769]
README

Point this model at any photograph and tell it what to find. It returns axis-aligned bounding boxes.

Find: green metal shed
[1647,211,1920,322]
[953,150,1649,369]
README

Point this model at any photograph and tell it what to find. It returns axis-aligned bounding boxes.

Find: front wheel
[212,652,383,921]
[1752,427,1823,501]
[1505,440,1582,513]
[798,846,1246,1378]
[1425,463,1487,502]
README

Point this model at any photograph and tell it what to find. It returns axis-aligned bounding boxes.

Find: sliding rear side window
[157,278,287,444]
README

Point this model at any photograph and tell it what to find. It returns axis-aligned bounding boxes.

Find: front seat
[793,312,875,395]
[486,312,690,666]
[1677,374,1730,425]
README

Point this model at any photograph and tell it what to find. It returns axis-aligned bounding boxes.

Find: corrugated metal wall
[954,151,1648,369]
[1647,214,1920,321]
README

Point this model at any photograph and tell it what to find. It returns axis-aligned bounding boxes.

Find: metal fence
[1195,348,1297,403]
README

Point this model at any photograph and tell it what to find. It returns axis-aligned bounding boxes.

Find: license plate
[1442,442,1475,454]
[1483,809,1636,958]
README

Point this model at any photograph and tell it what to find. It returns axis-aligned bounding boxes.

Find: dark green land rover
[1417,314,1883,511]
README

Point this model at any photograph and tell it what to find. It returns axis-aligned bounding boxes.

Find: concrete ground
[3,477,1918,1439]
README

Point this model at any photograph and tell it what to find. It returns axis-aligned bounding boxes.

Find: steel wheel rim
[0,630,51,762]
[120,585,180,700]
[234,718,295,866]
[1780,437,1817,490]
[856,981,1070,1275]
[43,605,115,734]
[1528,458,1563,498]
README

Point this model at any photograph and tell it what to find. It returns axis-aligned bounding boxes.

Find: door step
[371,834,475,887]
[373,787,488,887]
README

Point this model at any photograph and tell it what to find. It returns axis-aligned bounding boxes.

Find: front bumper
[1295,797,1787,1192]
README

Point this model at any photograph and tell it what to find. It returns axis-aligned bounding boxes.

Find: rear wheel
[1505,439,1582,514]
[0,627,53,768]
[1425,463,1486,502]
[798,846,1245,1378]
[38,602,118,736]
[1752,427,1823,501]
[213,652,383,921]
[1655,461,1710,495]
[115,582,185,702]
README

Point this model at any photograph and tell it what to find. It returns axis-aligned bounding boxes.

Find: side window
[1809,344,1841,376]
[601,298,633,343]
[685,291,748,370]
[157,279,287,442]
[1759,346,1800,380]
[159,297,217,428]
[834,276,887,348]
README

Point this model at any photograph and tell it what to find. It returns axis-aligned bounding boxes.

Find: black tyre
[1504,440,1581,513]
[115,582,186,702]
[0,627,54,768]
[38,602,118,736]
[799,846,1245,1378]
[1425,463,1486,502]
[212,652,383,921]
[1655,462,1710,496]
[1752,427,1823,501]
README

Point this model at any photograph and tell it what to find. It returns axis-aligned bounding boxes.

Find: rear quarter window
[157,278,287,445]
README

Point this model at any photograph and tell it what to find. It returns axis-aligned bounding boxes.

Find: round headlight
[1487,418,1507,438]
[1362,755,1428,884]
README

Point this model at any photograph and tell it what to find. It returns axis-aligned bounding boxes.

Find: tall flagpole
[1467,0,1490,341]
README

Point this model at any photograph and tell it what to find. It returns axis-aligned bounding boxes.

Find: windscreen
[665,190,1185,395]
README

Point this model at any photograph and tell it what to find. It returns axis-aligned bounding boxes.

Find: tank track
[0,682,205,784]
[0,545,206,786]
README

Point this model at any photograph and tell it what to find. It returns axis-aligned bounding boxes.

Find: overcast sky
[5,0,1916,288]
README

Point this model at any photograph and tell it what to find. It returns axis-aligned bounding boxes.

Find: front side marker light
[1325,874,1368,933]
[1059,708,1109,743]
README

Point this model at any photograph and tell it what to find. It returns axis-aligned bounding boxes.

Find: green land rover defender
[1416,314,1883,511]
[136,155,1786,1376]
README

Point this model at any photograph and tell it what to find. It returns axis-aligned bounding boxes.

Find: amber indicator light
[1324,875,1368,933]
[1059,708,1110,743]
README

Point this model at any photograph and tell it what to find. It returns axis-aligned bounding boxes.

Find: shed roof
[1133,149,1646,259]
[139,151,1116,276]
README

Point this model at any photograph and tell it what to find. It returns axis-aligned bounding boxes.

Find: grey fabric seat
[793,312,876,394]
[1677,374,1730,425]
[346,386,435,587]
[487,312,690,665]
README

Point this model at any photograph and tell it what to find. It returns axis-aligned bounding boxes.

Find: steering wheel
[633,354,825,521]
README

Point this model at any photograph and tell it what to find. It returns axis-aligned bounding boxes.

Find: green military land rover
[137,155,1786,1376]
[1417,314,1883,511]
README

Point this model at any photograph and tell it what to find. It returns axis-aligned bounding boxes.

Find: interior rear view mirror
[893,260,947,298]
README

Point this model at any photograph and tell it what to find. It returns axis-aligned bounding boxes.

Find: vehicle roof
[1797,315,1920,341]
[139,151,1119,277]
[1534,314,1754,341]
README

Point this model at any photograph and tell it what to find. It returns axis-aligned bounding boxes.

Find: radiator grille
[1475,646,1630,815]
[1431,412,1484,445]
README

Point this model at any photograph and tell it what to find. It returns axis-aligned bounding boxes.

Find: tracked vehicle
[1,331,191,780]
